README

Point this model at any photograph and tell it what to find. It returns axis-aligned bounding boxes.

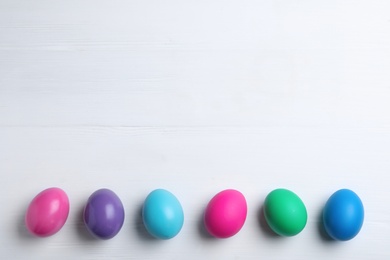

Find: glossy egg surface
[25,187,69,237]
[83,188,125,239]
[142,189,184,239]
[204,189,247,238]
[323,189,364,241]
[264,188,307,236]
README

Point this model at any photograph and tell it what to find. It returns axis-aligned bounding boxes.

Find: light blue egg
[142,189,184,239]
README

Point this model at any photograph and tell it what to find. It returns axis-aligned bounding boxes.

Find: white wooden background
[1,0,390,259]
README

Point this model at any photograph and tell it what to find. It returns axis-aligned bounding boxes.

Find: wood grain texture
[1,1,390,259]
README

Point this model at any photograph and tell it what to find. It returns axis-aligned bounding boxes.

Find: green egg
[263,189,307,236]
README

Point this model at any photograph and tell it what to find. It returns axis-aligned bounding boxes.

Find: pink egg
[25,187,69,237]
[204,189,247,238]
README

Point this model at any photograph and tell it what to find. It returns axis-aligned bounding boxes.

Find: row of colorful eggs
[25,188,364,241]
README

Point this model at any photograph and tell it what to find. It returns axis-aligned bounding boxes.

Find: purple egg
[83,189,125,239]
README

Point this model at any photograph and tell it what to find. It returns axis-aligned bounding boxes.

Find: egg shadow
[317,209,336,243]
[133,203,159,242]
[197,207,215,240]
[74,204,100,242]
[257,205,280,239]
[16,203,37,242]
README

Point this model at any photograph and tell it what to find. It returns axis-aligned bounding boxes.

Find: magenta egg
[25,187,70,237]
[204,189,247,238]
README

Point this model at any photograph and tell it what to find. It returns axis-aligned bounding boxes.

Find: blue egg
[323,189,364,241]
[142,189,184,239]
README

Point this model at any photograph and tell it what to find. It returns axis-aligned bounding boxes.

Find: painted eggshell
[142,189,184,239]
[204,189,247,238]
[83,189,125,239]
[323,189,364,241]
[263,188,307,236]
[25,187,70,237]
